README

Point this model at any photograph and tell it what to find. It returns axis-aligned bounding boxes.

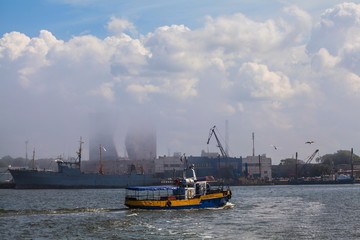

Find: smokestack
[89,113,118,161]
[125,123,156,160]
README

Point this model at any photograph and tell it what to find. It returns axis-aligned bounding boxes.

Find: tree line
[274,150,359,178]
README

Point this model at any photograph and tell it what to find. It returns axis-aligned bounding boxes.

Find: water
[1,184,360,239]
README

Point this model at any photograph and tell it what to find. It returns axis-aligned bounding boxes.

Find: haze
[1,1,360,164]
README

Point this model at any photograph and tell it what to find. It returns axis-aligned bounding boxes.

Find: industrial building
[242,154,272,180]
[188,155,243,180]
[154,151,243,181]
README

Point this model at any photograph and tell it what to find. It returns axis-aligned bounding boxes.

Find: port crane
[303,149,319,166]
[298,149,319,177]
[207,125,228,158]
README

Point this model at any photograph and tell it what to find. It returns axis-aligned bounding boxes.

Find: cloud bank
[1,3,360,163]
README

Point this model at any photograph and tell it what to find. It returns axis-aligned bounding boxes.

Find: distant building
[188,155,243,180]
[155,155,184,178]
[200,150,220,158]
[242,154,272,180]
[154,152,243,180]
[280,158,305,165]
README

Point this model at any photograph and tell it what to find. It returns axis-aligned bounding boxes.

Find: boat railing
[125,184,229,201]
[126,195,180,201]
[125,192,184,201]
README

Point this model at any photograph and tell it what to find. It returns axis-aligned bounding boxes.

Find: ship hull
[289,179,354,185]
[9,169,160,189]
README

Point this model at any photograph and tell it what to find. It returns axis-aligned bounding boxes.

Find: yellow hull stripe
[125,193,227,207]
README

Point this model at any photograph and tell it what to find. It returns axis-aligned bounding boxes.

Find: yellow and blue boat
[124,165,232,210]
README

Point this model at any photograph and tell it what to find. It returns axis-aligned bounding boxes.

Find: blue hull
[9,168,160,189]
[125,196,230,210]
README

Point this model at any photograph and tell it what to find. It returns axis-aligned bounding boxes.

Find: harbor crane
[207,125,228,158]
[298,149,319,177]
[303,149,319,166]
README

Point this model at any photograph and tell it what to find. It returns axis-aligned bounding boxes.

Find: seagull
[305,141,315,144]
[270,144,278,150]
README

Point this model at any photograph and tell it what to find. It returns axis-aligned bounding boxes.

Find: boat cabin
[126,180,217,201]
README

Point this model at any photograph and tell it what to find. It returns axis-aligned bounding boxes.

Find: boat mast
[295,152,298,179]
[351,148,354,179]
[31,148,36,170]
[77,137,84,167]
[99,144,105,174]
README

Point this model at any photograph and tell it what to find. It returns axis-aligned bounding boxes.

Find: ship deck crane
[207,126,228,158]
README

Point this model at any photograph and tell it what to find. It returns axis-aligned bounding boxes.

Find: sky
[1,0,360,164]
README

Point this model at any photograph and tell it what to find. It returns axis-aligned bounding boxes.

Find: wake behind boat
[124,164,232,210]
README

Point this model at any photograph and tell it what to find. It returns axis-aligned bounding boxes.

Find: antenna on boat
[189,164,197,181]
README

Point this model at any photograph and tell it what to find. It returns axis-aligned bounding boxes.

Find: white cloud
[200,13,286,57]
[169,77,198,99]
[307,2,360,98]
[224,104,236,115]
[107,17,137,36]
[90,82,115,101]
[307,2,360,55]
[126,84,161,103]
[238,62,295,99]
[311,48,340,71]
[0,32,30,60]
[346,72,360,94]
[236,102,245,112]
[282,5,312,44]
[3,3,360,162]
[144,24,199,72]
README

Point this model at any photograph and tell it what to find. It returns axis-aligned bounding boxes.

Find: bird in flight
[305,141,314,144]
[270,144,278,150]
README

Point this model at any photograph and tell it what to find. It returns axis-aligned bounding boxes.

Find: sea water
[1,184,360,239]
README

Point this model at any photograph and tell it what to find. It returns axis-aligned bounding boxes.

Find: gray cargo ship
[8,139,161,189]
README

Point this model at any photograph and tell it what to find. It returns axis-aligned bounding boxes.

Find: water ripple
[1,185,360,239]
[0,207,128,216]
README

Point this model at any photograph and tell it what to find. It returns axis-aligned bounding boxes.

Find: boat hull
[125,191,231,210]
[9,169,160,189]
[289,179,354,185]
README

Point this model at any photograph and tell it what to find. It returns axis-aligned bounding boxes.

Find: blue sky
[1,0,360,164]
[1,0,331,39]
